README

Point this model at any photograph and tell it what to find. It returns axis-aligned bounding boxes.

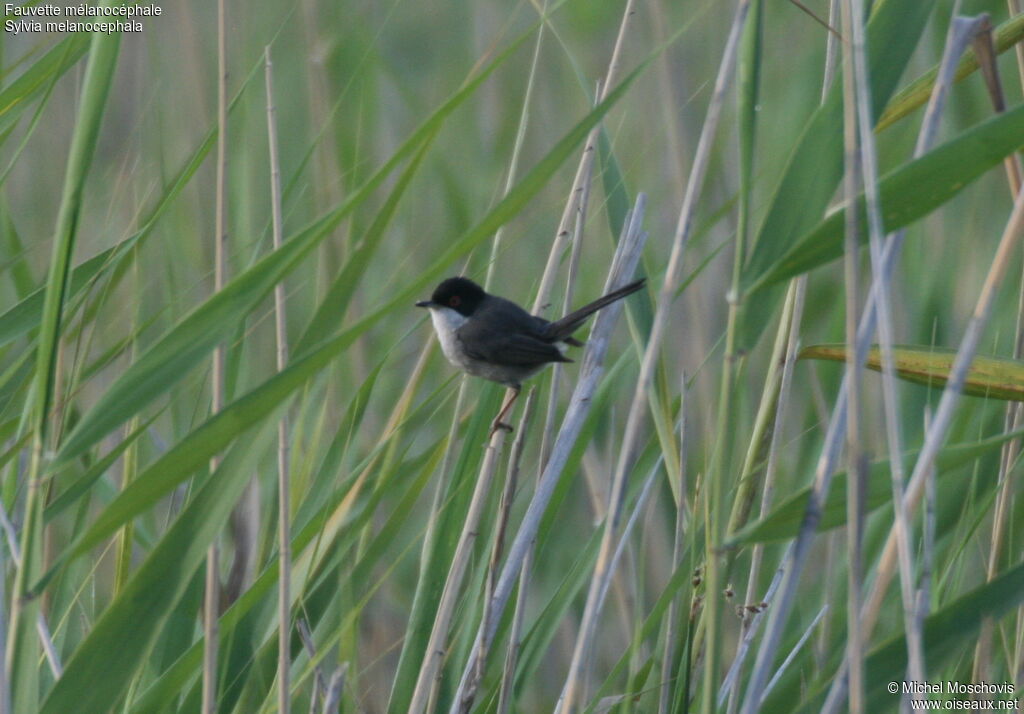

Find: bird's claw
[490,421,514,436]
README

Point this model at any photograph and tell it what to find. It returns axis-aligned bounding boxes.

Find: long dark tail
[543,277,646,341]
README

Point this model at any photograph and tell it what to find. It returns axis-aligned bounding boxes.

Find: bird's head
[415,276,486,318]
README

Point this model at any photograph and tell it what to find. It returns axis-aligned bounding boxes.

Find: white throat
[428,306,470,368]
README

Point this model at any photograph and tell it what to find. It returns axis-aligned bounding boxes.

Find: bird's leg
[490,386,520,435]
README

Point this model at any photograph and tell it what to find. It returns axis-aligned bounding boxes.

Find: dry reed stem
[1004,0,1024,686]
[296,618,327,710]
[495,532,533,714]
[406,7,551,709]
[543,78,598,468]
[659,372,688,714]
[919,408,937,672]
[546,80,600,451]
[531,0,636,317]
[264,45,292,714]
[971,14,1024,687]
[450,3,642,709]
[556,208,655,712]
[559,11,752,714]
[460,390,538,714]
[839,2,867,708]
[449,195,650,710]
[724,6,833,707]
[485,0,547,289]
[848,0,924,688]
[844,111,1024,712]
[819,11,1024,712]
[743,6,978,710]
[762,605,828,696]
[407,410,511,714]
[203,0,228,709]
[321,663,348,714]
[722,277,805,713]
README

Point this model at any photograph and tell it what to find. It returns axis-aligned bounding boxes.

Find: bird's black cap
[415,276,487,316]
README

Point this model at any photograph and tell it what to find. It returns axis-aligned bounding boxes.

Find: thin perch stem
[203,0,229,710]
[265,45,291,714]
[449,196,650,709]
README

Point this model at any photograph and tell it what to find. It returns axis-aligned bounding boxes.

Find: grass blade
[800,343,1024,401]
[39,425,273,714]
[6,19,121,712]
[739,0,935,348]
[727,427,1024,545]
[748,104,1024,291]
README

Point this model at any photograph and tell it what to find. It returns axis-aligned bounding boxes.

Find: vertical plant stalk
[761,605,829,697]
[296,619,327,710]
[919,408,936,645]
[971,15,1024,686]
[821,11,1018,713]
[4,13,120,713]
[722,278,805,713]
[845,163,1024,687]
[743,8,976,712]
[556,16,751,713]
[438,5,639,709]
[846,0,928,696]
[839,2,867,709]
[538,0,636,471]
[407,412,510,714]
[592,456,661,617]
[542,79,598,471]
[460,390,537,714]
[115,252,142,596]
[321,665,348,714]
[725,7,832,707]
[203,0,228,711]
[723,283,794,541]
[403,12,551,713]
[495,523,534,714]
[0,539,6,714]
[682,7,751,714]
[0,503,61,680]
[1005,0,1024,684]
[719,0,762,544]
[265,46,292,714]
[811,5,841,689]
[531,0,636,319]
[387,23,543,712]
[484,1,546,289]
[555,210,655,713]
[659,373,689,714]
[850,0,925,687]
[449,196,649,709]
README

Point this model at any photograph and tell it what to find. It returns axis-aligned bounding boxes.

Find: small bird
[416,276,646,432]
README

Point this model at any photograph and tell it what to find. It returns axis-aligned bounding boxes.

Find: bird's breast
[428,307,472,370]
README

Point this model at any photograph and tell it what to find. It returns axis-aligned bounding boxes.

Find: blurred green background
[3,0,1024,711]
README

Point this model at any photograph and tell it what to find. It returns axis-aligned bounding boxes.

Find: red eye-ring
[449,296,461,307]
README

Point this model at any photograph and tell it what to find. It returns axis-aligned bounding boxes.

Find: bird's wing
[458,318,572,366]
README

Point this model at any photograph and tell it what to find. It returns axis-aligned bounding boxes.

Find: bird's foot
[490,420,514,436]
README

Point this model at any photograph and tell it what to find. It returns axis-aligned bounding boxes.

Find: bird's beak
[415,300,434,308]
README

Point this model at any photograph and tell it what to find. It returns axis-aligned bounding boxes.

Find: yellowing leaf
[800,344,1024,401]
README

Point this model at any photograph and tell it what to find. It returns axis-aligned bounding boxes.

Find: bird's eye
[449,296,461,307]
